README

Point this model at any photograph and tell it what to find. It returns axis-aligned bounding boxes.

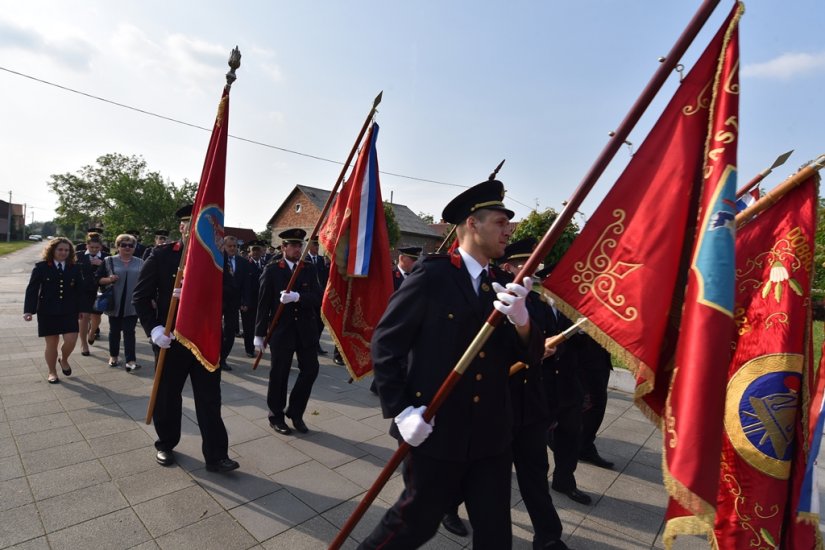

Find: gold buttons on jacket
[473,395,480,403]
[475,373,482,381]
[415,391,422,398]
[478,351,486,359]
[447,313,454,319]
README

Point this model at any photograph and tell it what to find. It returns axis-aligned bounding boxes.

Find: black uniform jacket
[254,259,321,348]
[246,256,265,304]
[372,253,544,461]
[390,266,407,292]
[24,260,89,315]
[542,308,584,408]
[223,254,251,311]
[132,241,182,337]
[509,290,552,429]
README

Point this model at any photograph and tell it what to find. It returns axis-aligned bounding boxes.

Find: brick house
[224,226,257,247]
[266,185,442,255]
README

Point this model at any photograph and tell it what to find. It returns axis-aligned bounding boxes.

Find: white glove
[253,335,266,351]
[394,405,433,447]
[280,290,300,304]
[150,325,175,348]
[172,286,182,299]
[492,276,532,327]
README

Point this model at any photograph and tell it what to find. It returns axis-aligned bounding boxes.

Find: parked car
[28,234,43,241]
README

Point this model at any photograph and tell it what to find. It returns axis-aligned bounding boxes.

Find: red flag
[174,88,229,372]
[319,123,394,380]
[544,2,743,542]
[712,175,818,548]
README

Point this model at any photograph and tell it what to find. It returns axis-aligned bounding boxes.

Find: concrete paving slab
[45,508,151,550]
[133,485,224,538]
[0,504,44,549]
[272,460,364,514]
[36,481,129,533]
[154,511,257,550]
[229,488,317,542]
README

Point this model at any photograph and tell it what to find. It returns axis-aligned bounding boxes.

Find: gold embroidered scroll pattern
[719,461,780,549]
[571,209,641,322]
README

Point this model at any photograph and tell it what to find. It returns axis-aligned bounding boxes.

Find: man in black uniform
[220,235,249,371]
[360,179,543,550]
[499,239,570,550]
[242,240,266,357]
[141,229,169,260]
[132,204,238,473]
[305,237,329,355]
[254,228,322,435]
[577,336,614,469]
[391,246,421,291]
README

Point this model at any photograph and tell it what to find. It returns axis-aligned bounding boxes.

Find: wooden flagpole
[253,91,383,370]
[145,47,242,424]
[328,1,723,547]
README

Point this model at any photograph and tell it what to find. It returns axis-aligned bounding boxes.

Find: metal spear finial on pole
[226,46,241,89]
[735,149,793,198]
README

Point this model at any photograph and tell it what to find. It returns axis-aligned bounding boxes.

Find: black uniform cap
[125,229,140,236]
[175,204,194,221]
[86,227,104,234]
[279,228,306,244]
[501,237,536,264]
[154,229,169,237]
[398,246,422,259]
[535,263,556,280]
[247,239,266,249]
[441,179,514,224]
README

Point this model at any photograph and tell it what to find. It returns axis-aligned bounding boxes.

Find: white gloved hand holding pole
[394,405,434,447]
[280,290,300,304]
[253,335,266,352]
[150,325,175,349]
[492,276,532,327]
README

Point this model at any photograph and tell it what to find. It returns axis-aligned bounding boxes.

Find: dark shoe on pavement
[245,351,255,358]
[286,412,309,434]
[206,458,240,473]
[333,352,345,366]
[441,512,468,537]
[542,540,571,550]
[59,357,72,376]
[156,450,176,466]
[579,449,614,470]
[220,360,233,371]
[552,486,592,505]
[269,416,292,435]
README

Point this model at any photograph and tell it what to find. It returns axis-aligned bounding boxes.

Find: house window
[295,203,302,213]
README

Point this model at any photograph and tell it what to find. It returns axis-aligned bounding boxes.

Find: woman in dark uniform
[23,237,87,383]
[76,232,106,355]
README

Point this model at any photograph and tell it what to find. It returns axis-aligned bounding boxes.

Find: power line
[0,65,535,210]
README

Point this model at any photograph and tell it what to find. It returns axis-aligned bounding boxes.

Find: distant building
[224,226,257,247]
[266,185,442,254]
[0,201,25,241]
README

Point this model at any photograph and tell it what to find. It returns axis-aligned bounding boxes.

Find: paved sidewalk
[0,244,717,549]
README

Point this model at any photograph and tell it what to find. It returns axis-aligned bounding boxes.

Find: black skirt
[78,291,99,314]
[37,313,79,337]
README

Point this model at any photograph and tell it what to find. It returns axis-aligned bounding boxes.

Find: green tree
[511,208,580,267]
[256,226,273,246]
[48,153,197,241]
[417,211,435,225]
[384,202,401,248]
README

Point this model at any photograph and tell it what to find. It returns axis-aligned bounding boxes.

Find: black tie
[56,263,63,274]
[478,269,490,308]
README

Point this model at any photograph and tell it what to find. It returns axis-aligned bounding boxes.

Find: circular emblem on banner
[724,353,803,480]
[194,204,225,270]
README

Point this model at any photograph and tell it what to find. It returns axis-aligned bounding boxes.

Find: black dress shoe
[579,450,614,469]
[552,486,592,505]
[441,512,468,537]
[156,450,176,466]
[542,540,571,550]
[333,353,345,366]
[269,416,292,435]
[245,351,255,358]
[206,458,240,473]
[222,363,232,371]
[286,412,309,433]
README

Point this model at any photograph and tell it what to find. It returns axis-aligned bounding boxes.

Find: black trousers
[359,449,513,550]
[152,341,229,464]
[579,366,610,455]
[267,332,319,420]
[221,307,239,361]
[513,421,563,547]
[548,402,582,491]
[108,315,137,362]
[241,305,257,354]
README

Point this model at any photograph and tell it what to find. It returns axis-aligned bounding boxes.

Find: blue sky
[0,1,823,231]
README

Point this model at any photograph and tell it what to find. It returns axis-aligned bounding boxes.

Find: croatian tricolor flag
[346,125,380,277]
[735,187,759,212]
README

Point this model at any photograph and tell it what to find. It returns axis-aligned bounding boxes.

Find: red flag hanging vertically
[544,2,743,543]
[174,88,229,372]
[319,123,394,380]
[713,174,819,548]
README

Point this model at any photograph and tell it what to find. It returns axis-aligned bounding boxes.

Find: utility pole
[6,191,10,242]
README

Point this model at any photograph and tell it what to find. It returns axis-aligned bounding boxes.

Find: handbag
[94,257,115,312]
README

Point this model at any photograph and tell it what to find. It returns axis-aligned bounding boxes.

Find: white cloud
[742,51,825,80]
[0,17,95,70]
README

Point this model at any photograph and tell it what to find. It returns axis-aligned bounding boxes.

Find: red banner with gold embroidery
[544,3,744,543]
[712,175,819,549]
